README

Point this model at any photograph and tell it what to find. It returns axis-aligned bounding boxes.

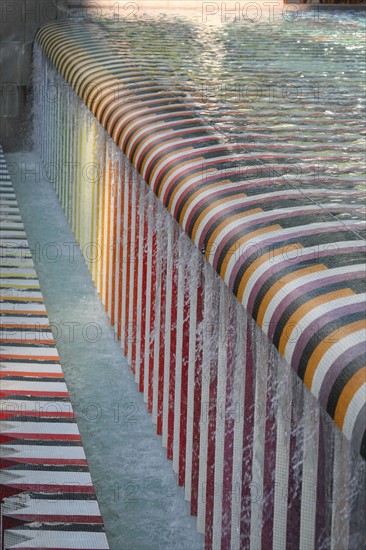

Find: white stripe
[0,400,72,414]
[242,240,366,309]
[213,222,364,285]
[158,153,255,201]
[1,421,79,435]
[0,346,59,357]
[127,169,137,363]
[139,134,215,182]
[143,192,154,404]
[261,264,365,333]
[230,304,246,550]
[285,294,366,364]
[152,207,163,424]
[0,278,39,287]
[272,360,291,550]
[184,249,200,500]
[134,179,146,387]
[0,363,62,372]
[249,327,268,550]
[212,284,228,550]
[121,157,130,347]
[299,391,319,550]
[311,329,366,396]
[172,235,186,472]
[1,444,84,460]
[197,262,216,534]
[1,331,54,342]
[0,303,46,311]
[343,383,366,440]
[193,192,321,243]
[3,497,100,517]
[4,530,109,549]
[134,128,177,168]
[0,470,91,486]
[1,380,67,392]
[162,217,174,447]
[331,431,351,550]
[0,316,49,324]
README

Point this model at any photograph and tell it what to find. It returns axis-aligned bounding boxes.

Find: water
[31,8,366,550]
[7,151,204,550]
[99,10,366,212]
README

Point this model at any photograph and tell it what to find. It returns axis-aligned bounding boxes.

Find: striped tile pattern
[34,19,365,460]
[32,16,366,550]
[0,146,109,549]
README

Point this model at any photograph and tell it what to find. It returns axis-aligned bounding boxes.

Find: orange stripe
[0,354,59,361]
[257,264,328,328]
[334,366,366,430]
[219,224,282,281]
[178,192,248,239]
[278,288,355,355]
[237,243,303,303]
[178,180,234,226]
[192,208,263,253]
[151,154,204,198]
[304,319,366,389]
[136,133,183,174]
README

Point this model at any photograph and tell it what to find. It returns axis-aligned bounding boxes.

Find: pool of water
[91,9,365,227]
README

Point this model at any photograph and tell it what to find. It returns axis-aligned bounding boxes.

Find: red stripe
[0,410,74,419]
[1,457,87,466]
[124,164,133,356]
[139,193,149,394]
[205,287,219,550]
[178,267,190,486]
[261,352,278,550]
[110,160,119,326]
[167,226,179,460]
[0,390,69,397]
[147,205,157,413]
[116,159,125,341]
[240,320,255,548]
[190,267,204,516]
[157,239,167,436]
[221,301,236,549]
[0,433,81,442]
[131,179,141,370]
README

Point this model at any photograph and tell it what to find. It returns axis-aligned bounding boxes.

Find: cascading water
[32,10,365,550]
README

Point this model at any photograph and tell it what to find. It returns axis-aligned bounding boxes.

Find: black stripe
[297,311,366,381]
[326,356,366,419]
